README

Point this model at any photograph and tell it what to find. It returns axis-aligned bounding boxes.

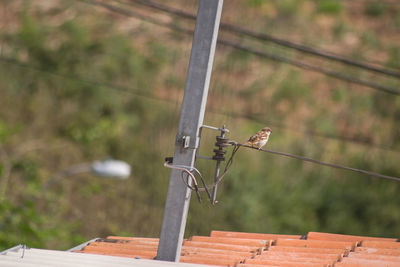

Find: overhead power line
[0,57,163,103]
[82,0,400,95]
[1,56,399,154]
[2,57,400,183]
[130,0,400,79]
[4,58,398,184]
[214,110,400,153]
[218,39,400,95]
[234,143,400,183]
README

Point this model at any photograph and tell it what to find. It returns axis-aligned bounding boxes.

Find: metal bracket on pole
[195,124,230,204]
[196,124,229,160]
[156,0,223,262]
[211,125,229,205]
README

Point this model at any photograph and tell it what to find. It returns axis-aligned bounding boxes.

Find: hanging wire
[129,0,400,78]
[228,142,400,183]
[80,0,400,95]
[4,53,398,187]
[1,56,399,154]
[163,161,212,202]
[214,143,240,185]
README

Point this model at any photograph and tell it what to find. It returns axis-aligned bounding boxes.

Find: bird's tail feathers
[242,141,252,146]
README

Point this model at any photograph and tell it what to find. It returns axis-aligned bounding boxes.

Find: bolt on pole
[156,0,223,262]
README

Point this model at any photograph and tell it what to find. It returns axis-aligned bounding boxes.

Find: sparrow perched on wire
[244,127,272,149]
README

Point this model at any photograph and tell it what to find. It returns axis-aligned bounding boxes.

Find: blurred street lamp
[43,159,131,191]
[91,159,131,179]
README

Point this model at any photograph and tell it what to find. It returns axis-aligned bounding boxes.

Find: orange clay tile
[106,236,160,242]
[347,252,400,262]
[274,238,355,251]
[361,240,400,249]
[181,246,253,257]
[250,253,337,265]
[82,243,157,257]
[74,231,400,267]
[252,256,336,266]
[210,231,302,240]
[236,264,279,267]
[334,263,390,267]
[267,245,347,256]
[306,232,397,243]
[181,252,245,262]
[337,257,400,267]
[354,246,400,256]
[258,251,341,261]
[104,239,159,245]
[244,258,330,267]
[189,236,271,247]
[181,253,250,262]
[183,240,259,253]
[74,250,156,259]
[86,241,158,250]
[237,265,284,267]
[180,255,238,266]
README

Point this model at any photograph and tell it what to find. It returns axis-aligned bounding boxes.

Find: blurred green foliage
[317,0,343,15]
[364,1,387,17]
[0,0,399,252]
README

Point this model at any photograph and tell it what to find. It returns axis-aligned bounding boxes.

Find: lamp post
[43,159,131,191]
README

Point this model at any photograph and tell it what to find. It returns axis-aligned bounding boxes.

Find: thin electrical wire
[18,1,400,185]
[232,142,400,183]
[76,0,398,152]
[0,56,166,103]
[80,0,400,95]
[2,57,400,182]
[129,0,400,78]
[208,108,400,153]
[1,55,399,154]
[218,39,400,95]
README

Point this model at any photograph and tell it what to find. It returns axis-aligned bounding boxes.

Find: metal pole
[156,0,223,262]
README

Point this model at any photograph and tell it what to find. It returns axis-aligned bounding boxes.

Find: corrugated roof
[0,246,214,267]
[75,230,400,267]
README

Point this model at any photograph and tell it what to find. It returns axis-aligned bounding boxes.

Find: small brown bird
[244,127,272,149]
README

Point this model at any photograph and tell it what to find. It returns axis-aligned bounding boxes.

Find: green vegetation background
[1,0,400,250]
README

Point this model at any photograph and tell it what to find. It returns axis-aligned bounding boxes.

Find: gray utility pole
[156,0,223,262]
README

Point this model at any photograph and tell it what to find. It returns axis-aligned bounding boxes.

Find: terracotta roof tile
[268,245,347,256]
[335,257,400,267]
[180,255,239,266]
[85,241,158,251]
[347,252,400,262]
[76,247,157,259]
[274,238,356,251]
[307,232,397,243]
[257,251,342,261]
[244,258,330,267]
[236,264,279,267]
[105,236,160,242]
[248,255,336,266]
[354,246,400,256]
[181,246,252,257]
[183,240,260,253]
[189,236,271,247]
[210,231,302,240]
[75,230,400,266]
[361,240,400,249]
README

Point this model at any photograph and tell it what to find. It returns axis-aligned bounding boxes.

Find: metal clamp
[167,124,233,205]
[163,160,211,202]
